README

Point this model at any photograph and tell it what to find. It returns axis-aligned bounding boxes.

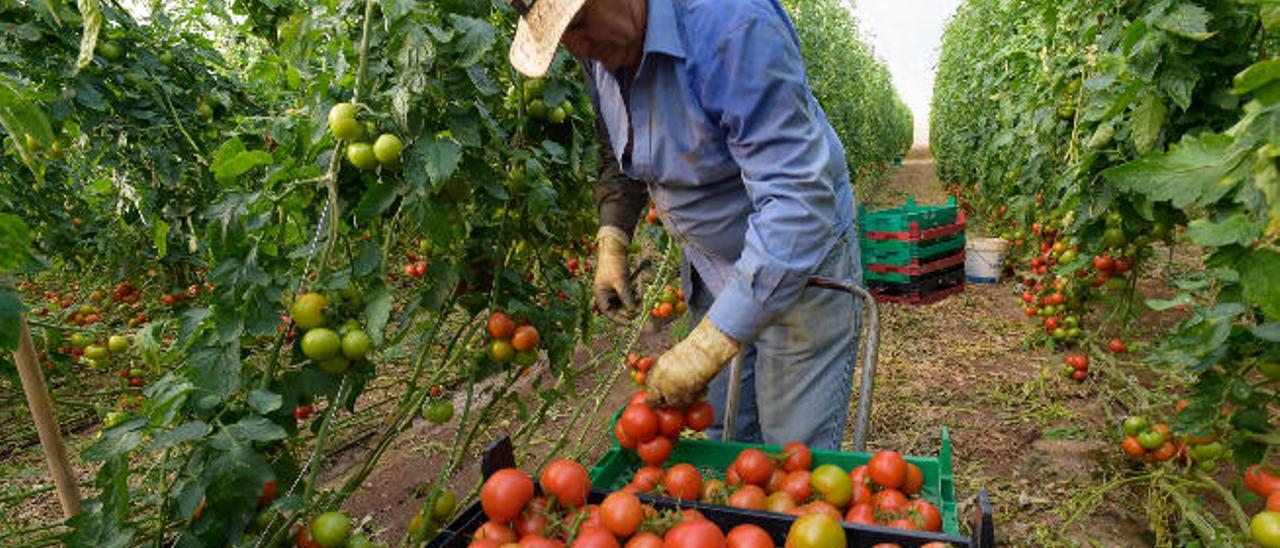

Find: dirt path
[849,147,1154,546]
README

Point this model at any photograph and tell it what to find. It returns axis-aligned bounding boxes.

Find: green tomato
[808,464,852,508]
[1066,327,1082,339]
[70,333,92,348]
[301,328,342,361]
[424,401,454,424]
[99,41,122,61]
[196,100,214,120]
[310,511,351,548]
[108,335,130,354]
[527,99,548,120]
[342,329,372,361]
[346,142,379,170]
[514,349,538,367]
[523,78,545,101]
[1051,328,1068,340]
[85,345,109,360]
[561,100,574,116]
[1059,249,1077,264]
[319,357,350,375]
[1137,430,1164,451]
[330,117,364,142]
[129,368,144,378]
[1102,227,1126,249]
[1259,361,1280,381]
[1198,441,1224,460]
[1254,511,1280,548]
[432,490,457,520]
[1064,316,1079,328]
[1106,276,1128,291]
[547,106,567,124]
[1196,458,1218,473]
[373,134,404,165]
[1106,212,1124,228]
[291,293,328,330]
[1122,416,1149,436]
[328,103,358,128]
[348,535,373,548]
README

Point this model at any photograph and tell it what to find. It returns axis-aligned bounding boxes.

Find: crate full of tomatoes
[429,436,993,548]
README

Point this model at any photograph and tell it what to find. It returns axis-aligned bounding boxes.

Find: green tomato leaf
[1234,60,1280,96]
[1185,213,1260,248]
[1129,95,1166,154]
[1102,133,1245,209]
[186,338,240,398]
[0,213,38,273]
[83,420,145,461]
[152,219,169,258]
[448,15,494,67]
[364,283,393,346]
[0,288,24,351]
[148,421,212,451]
[1239,249,1280,320]
[1154,3,1215,41]
[224,415,287,443]
[1251,322,1280,342]
[405,136,462,193]
[247,389,283,414]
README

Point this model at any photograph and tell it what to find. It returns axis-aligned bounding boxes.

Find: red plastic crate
[866,250,965,276]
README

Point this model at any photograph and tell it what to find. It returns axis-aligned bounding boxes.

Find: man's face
[559,0,647,69]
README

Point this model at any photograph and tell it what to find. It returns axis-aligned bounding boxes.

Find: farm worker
[505,0,862,449]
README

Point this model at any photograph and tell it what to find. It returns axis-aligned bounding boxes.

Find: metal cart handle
[721,276,880,452]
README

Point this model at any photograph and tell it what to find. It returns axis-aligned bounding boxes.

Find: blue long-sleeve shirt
[585,0,857,343]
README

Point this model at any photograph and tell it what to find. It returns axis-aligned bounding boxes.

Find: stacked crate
[858,197,966,304]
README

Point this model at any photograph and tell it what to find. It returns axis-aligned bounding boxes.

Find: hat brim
[509,0,588,78]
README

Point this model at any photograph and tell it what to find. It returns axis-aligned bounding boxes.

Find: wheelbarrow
[720,276,880,452]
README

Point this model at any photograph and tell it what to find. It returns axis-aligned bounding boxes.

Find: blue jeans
[687,228,863,450]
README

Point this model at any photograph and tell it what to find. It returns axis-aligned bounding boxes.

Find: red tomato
[1108,338,1127,353]
[665,518,726,548]
[782,441,812,472]
[734,449,775,486]
[468,540,500,548]
[663,463,704,501]
[867,451,907,489]
[725,524,773,548]
[481,469,535,522]
[848,466,869,488]
[600,491,644,538]
[620,404,659,443]
[636,436,674,465]
[728,485,767,510]
[633,466,664,492]
[1268,491,1280,512]
[684,401,714,432]
[573,505,603,530]
[765,491,797,514]
[615,421,637,450]
[514,512,549,538]
[912,499,942,532]
[625,533,665,548]
[849,483,871,507]
[901,463,924,495]
[725,465,743,487]
[541,460,590,508]
[872,489,909,515]
[656,407,686,438]
[475,521,517,544]
[573,527,621,548]
[1246,465,1280,498]
[520,536,564,548]
[885,518,917,531]
[779,471,812,504]
[844,503,874,525]
[766,469,787,494]
[630,392,650,406]
[796,501,842,521]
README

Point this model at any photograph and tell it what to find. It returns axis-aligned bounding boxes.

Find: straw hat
[506,0,588,78]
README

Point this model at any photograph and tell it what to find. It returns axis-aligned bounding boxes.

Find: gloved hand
[593,226,634,322]
[646,317,741,408]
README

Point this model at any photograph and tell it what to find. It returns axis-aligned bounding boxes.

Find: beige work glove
[646,317,742,408]
[593,226,634,322]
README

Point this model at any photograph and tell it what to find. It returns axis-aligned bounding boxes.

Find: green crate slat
[589,429,959,536]
[861,234,966,266]
[858,196,958,234]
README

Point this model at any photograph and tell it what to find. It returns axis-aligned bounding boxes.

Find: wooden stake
[12,314,82,518]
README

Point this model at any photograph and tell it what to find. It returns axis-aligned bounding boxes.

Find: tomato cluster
[487,311,542,366]
[519,79,577,125]
[1061,353,1089,383]
[1119,416,1184,465]
[650,286,687,320]
[328,102,404,171]
[468,458,917,548]
[290,292,375,376]
[614,392,714,466]
[625,353,657,386]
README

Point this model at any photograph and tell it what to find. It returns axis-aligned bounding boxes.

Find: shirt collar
[642,0,686,59]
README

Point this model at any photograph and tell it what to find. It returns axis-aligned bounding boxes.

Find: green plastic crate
[861,234,966,266]
[858,197,958,233]
[588,429,959,536]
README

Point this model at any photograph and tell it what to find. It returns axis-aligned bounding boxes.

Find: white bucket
[965,238,1010,283]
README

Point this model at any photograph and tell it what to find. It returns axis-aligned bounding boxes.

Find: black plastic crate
[427,436,995,548]
[868,264,965,296]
